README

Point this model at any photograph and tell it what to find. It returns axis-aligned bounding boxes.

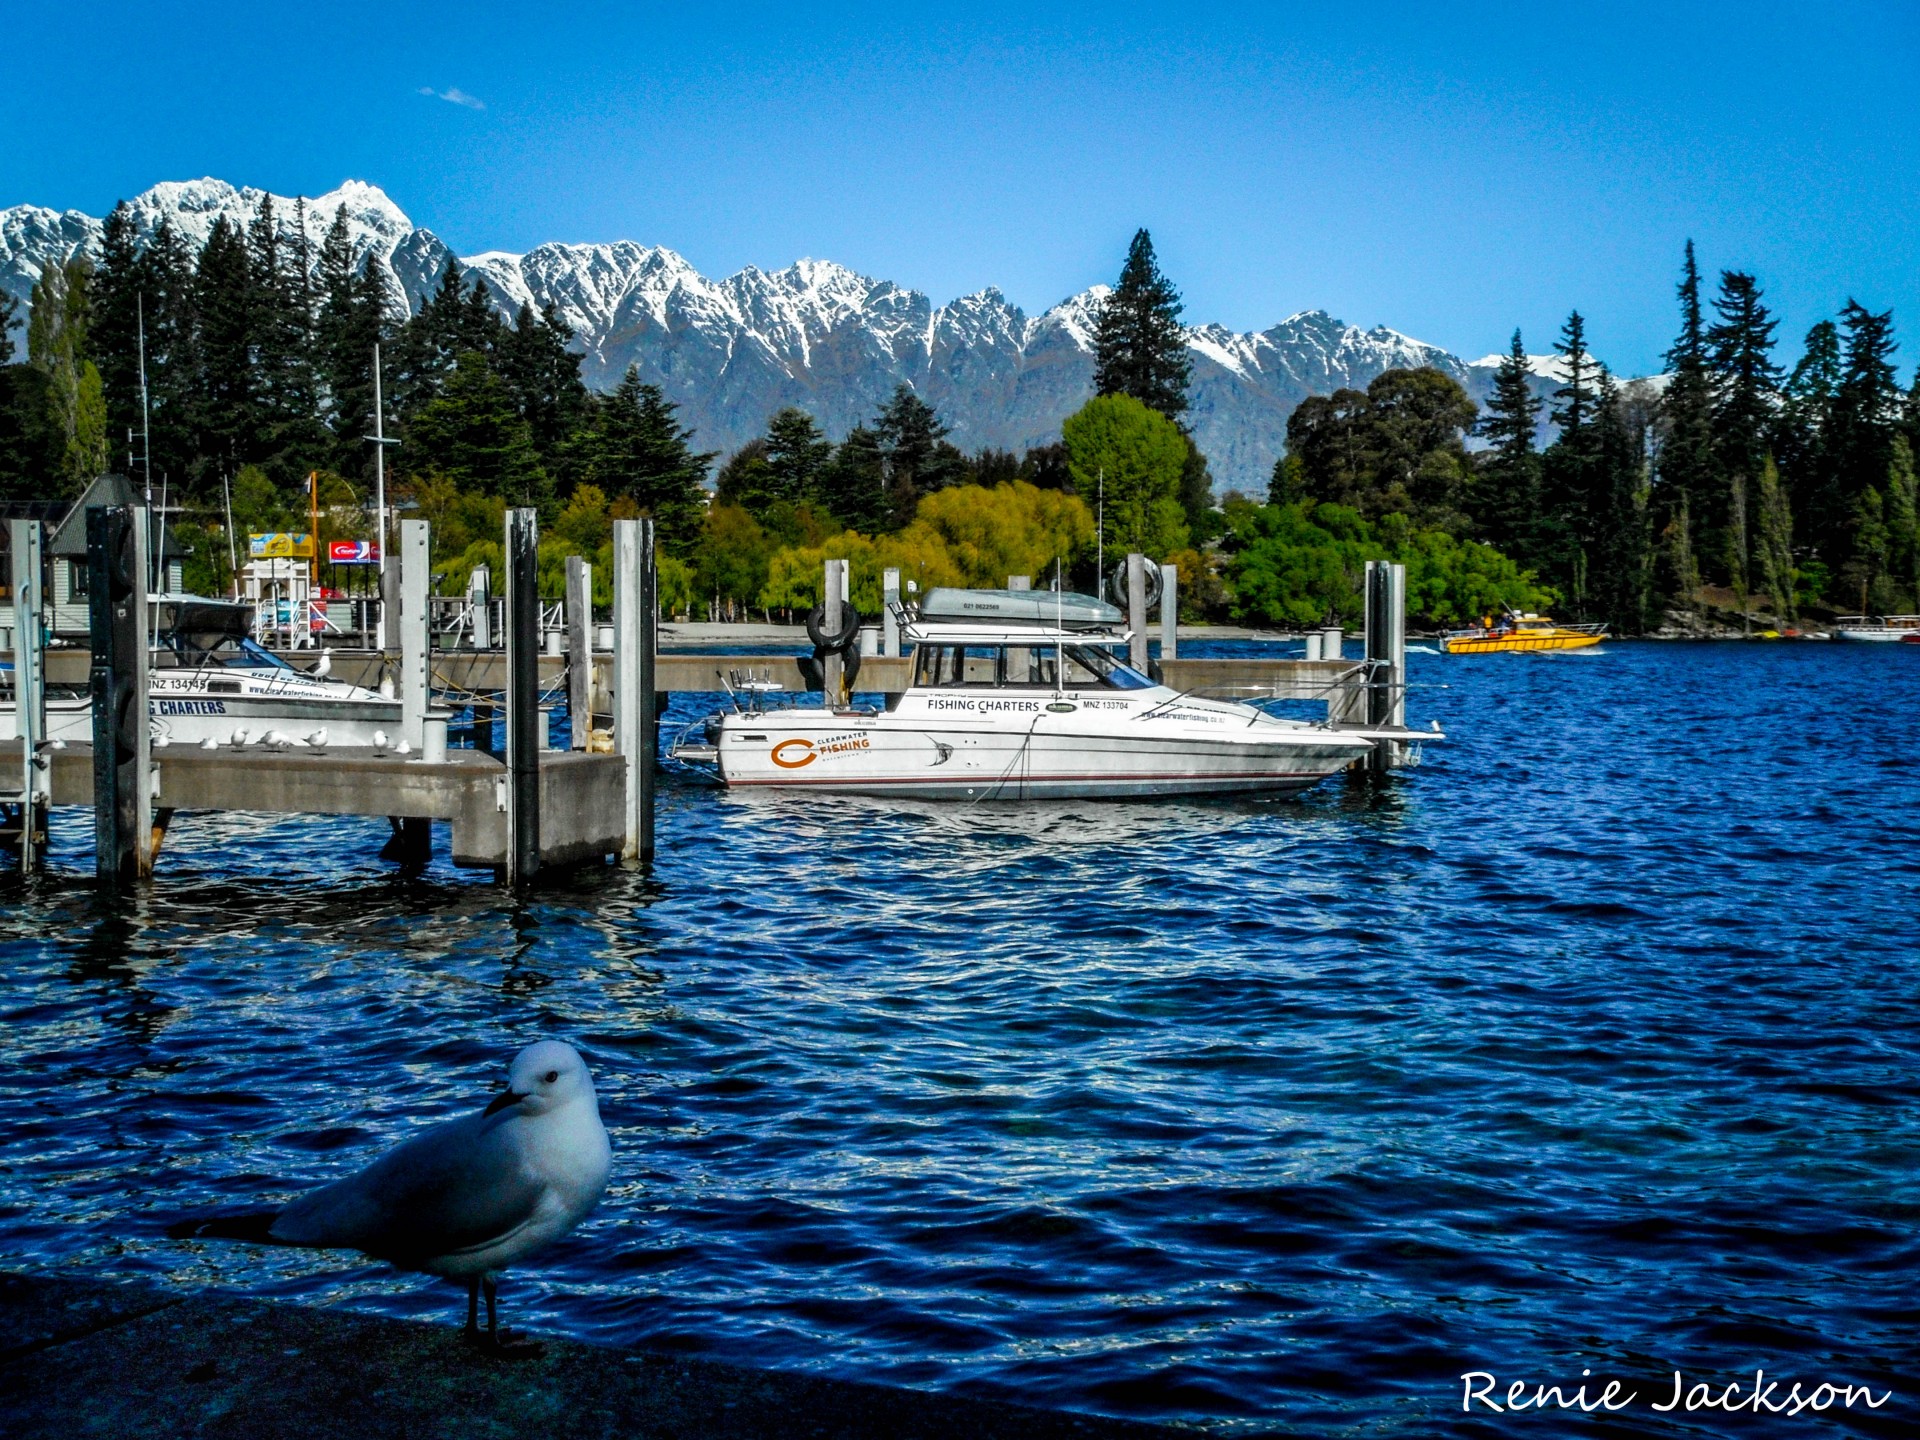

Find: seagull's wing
[271,1110,546,1266]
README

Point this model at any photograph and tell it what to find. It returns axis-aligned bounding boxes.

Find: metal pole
[10,520,45,871]
[1364,560,1408,771]
[470,564,491,649]
[399,519,429,752]
[822,558,845,707]
[1126,552,1148,672]
[1159,560,1178,662]
[504,508,541,885]
[369,343,395,650]
[881,567,900,658]
[612,517,656,865]
[566,555,591,750]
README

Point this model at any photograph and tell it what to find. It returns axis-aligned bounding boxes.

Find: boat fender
[1105,561,1164,610]
[805,602,864,651]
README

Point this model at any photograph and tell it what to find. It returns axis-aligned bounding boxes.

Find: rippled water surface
[4,642,1918,1435]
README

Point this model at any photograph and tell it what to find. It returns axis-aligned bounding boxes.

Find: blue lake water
[3,641,1918,1435]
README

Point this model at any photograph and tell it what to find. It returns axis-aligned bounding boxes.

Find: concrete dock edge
[0,1272,1197,1439]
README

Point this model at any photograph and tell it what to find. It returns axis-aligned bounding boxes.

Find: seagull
[168,1041,612,1355]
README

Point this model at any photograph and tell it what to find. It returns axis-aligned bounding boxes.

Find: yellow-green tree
[1061,393,1189,557]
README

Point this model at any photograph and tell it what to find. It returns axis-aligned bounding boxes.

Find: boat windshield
[913,642,1155,691]
[156,631,296,672]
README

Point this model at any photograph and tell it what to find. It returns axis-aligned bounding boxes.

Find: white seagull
[170,1040,612,1353]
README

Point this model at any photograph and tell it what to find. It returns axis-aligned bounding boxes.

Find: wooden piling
[566,555,592,750]
[503,508,540,885]
[86,506,151,884]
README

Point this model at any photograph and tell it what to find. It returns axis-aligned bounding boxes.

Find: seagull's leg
[465,1277,480,1338]
[475,1272,542,1359]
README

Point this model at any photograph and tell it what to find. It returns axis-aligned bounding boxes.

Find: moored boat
[1833,615,1920,642]
[671,591,1439,800]
[1439,611,1607,655]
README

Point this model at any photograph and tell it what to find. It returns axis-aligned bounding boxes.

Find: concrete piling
[7,519,48,871]
[399,520,430,752]
[1126,553,1149,672]
[882,567,901,657]
[1159,561,1178,662]
[566,555,592,751]
[823,558,847,706]
[612,518,657,866]
[1364,560,1409,771]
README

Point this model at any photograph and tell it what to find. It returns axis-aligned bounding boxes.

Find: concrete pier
[0,1272,1182,1440]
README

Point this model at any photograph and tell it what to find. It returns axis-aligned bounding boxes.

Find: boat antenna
[1095,468,1104,592]
[1054,556,1065,698]
[223,467,238,596]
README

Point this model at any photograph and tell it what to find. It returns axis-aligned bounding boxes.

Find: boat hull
[1440,632,1604,654]
[705,712,1370,800]
[0,692,405,748]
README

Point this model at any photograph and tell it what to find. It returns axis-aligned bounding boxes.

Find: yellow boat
[1439,612,1608,655]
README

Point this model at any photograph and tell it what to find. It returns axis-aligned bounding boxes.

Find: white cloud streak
[417,86,485,110]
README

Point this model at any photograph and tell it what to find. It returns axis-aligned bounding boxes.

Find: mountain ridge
[0,177,1546,492]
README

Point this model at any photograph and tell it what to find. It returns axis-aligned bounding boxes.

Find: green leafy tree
[1061,392,1190,557]
[1282,387,1371,507]
[1093,229,1190,420]
[25,255,107,490]
[1751,455,1796,620]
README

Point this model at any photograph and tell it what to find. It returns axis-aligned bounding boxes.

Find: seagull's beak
[483,1089,526,1117]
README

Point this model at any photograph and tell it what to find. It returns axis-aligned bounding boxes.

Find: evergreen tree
[246,194,320,455]
[1657,243,1715,548]
[1591,371,1652,632]
[1092,229,1191,420]
[1705,269,1781,586]
[1773,320,1841,549]
[393,260,488,418]
[1472,329,1543,559]
[192,216,257,482]
[313,205,387,476]
[498,302,587,485]
[1825,301,1901,579]
[1539,311,1600,609]
[143,219,199,490]
[1178,437,1218,541]
[873,384,964,524]
[405,349,547,504]
[817,426,889,532]
[0,289,15,365]
[578,365,711,553]
[90,202,148,462]
[761,406,832,507]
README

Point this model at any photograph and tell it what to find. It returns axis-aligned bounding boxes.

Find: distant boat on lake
[1439,611,1608,655]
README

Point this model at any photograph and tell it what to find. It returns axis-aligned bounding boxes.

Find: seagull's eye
[544,1070,559,1084]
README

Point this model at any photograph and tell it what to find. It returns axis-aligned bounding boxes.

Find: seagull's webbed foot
[464,1325,545,1359]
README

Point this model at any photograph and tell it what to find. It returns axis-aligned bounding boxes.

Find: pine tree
[192,215,257,480]
[1590,371,1651,631]
[816,426,888,532]
[1092,229,1191,420]
[404,349,548,504]
[873,384,964,525]
[1539,310,1600,608]
[1705,269,1781,587]
[144,219,199,490]
[1773,320,1840,548]
[0,288,16,364]
[578,365,711,553]
[1826,301,1901,582]
[1472,329,1543,559]
[498,302,587,485]
[1658,243,1715,589]
[762,407,832,506]
[1752,455,1796,620]
[90,202,148,460]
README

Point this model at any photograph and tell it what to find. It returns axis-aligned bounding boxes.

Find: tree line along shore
[3,196,1915,632]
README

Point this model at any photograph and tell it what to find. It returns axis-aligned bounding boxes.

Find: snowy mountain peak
[0,177,1543,491]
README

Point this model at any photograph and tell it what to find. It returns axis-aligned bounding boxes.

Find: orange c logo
[771,738,816,769]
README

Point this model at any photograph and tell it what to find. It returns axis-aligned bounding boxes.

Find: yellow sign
[249,532,314,559]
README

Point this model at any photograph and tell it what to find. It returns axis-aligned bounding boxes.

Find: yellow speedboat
[1440,612,1608,655]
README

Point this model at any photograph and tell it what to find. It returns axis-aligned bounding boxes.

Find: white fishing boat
[1,597,408,749]
[1833,615,1920,643]
[670,589,1438,800]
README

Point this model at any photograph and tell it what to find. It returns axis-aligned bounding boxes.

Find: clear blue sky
[7,1,1916,378]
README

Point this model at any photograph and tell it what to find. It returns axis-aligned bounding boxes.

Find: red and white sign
[328,540,380,564]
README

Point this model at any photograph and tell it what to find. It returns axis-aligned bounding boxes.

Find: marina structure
[4,506,1424,883]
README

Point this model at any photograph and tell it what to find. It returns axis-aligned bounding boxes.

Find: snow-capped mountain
[0,178,1546,492]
